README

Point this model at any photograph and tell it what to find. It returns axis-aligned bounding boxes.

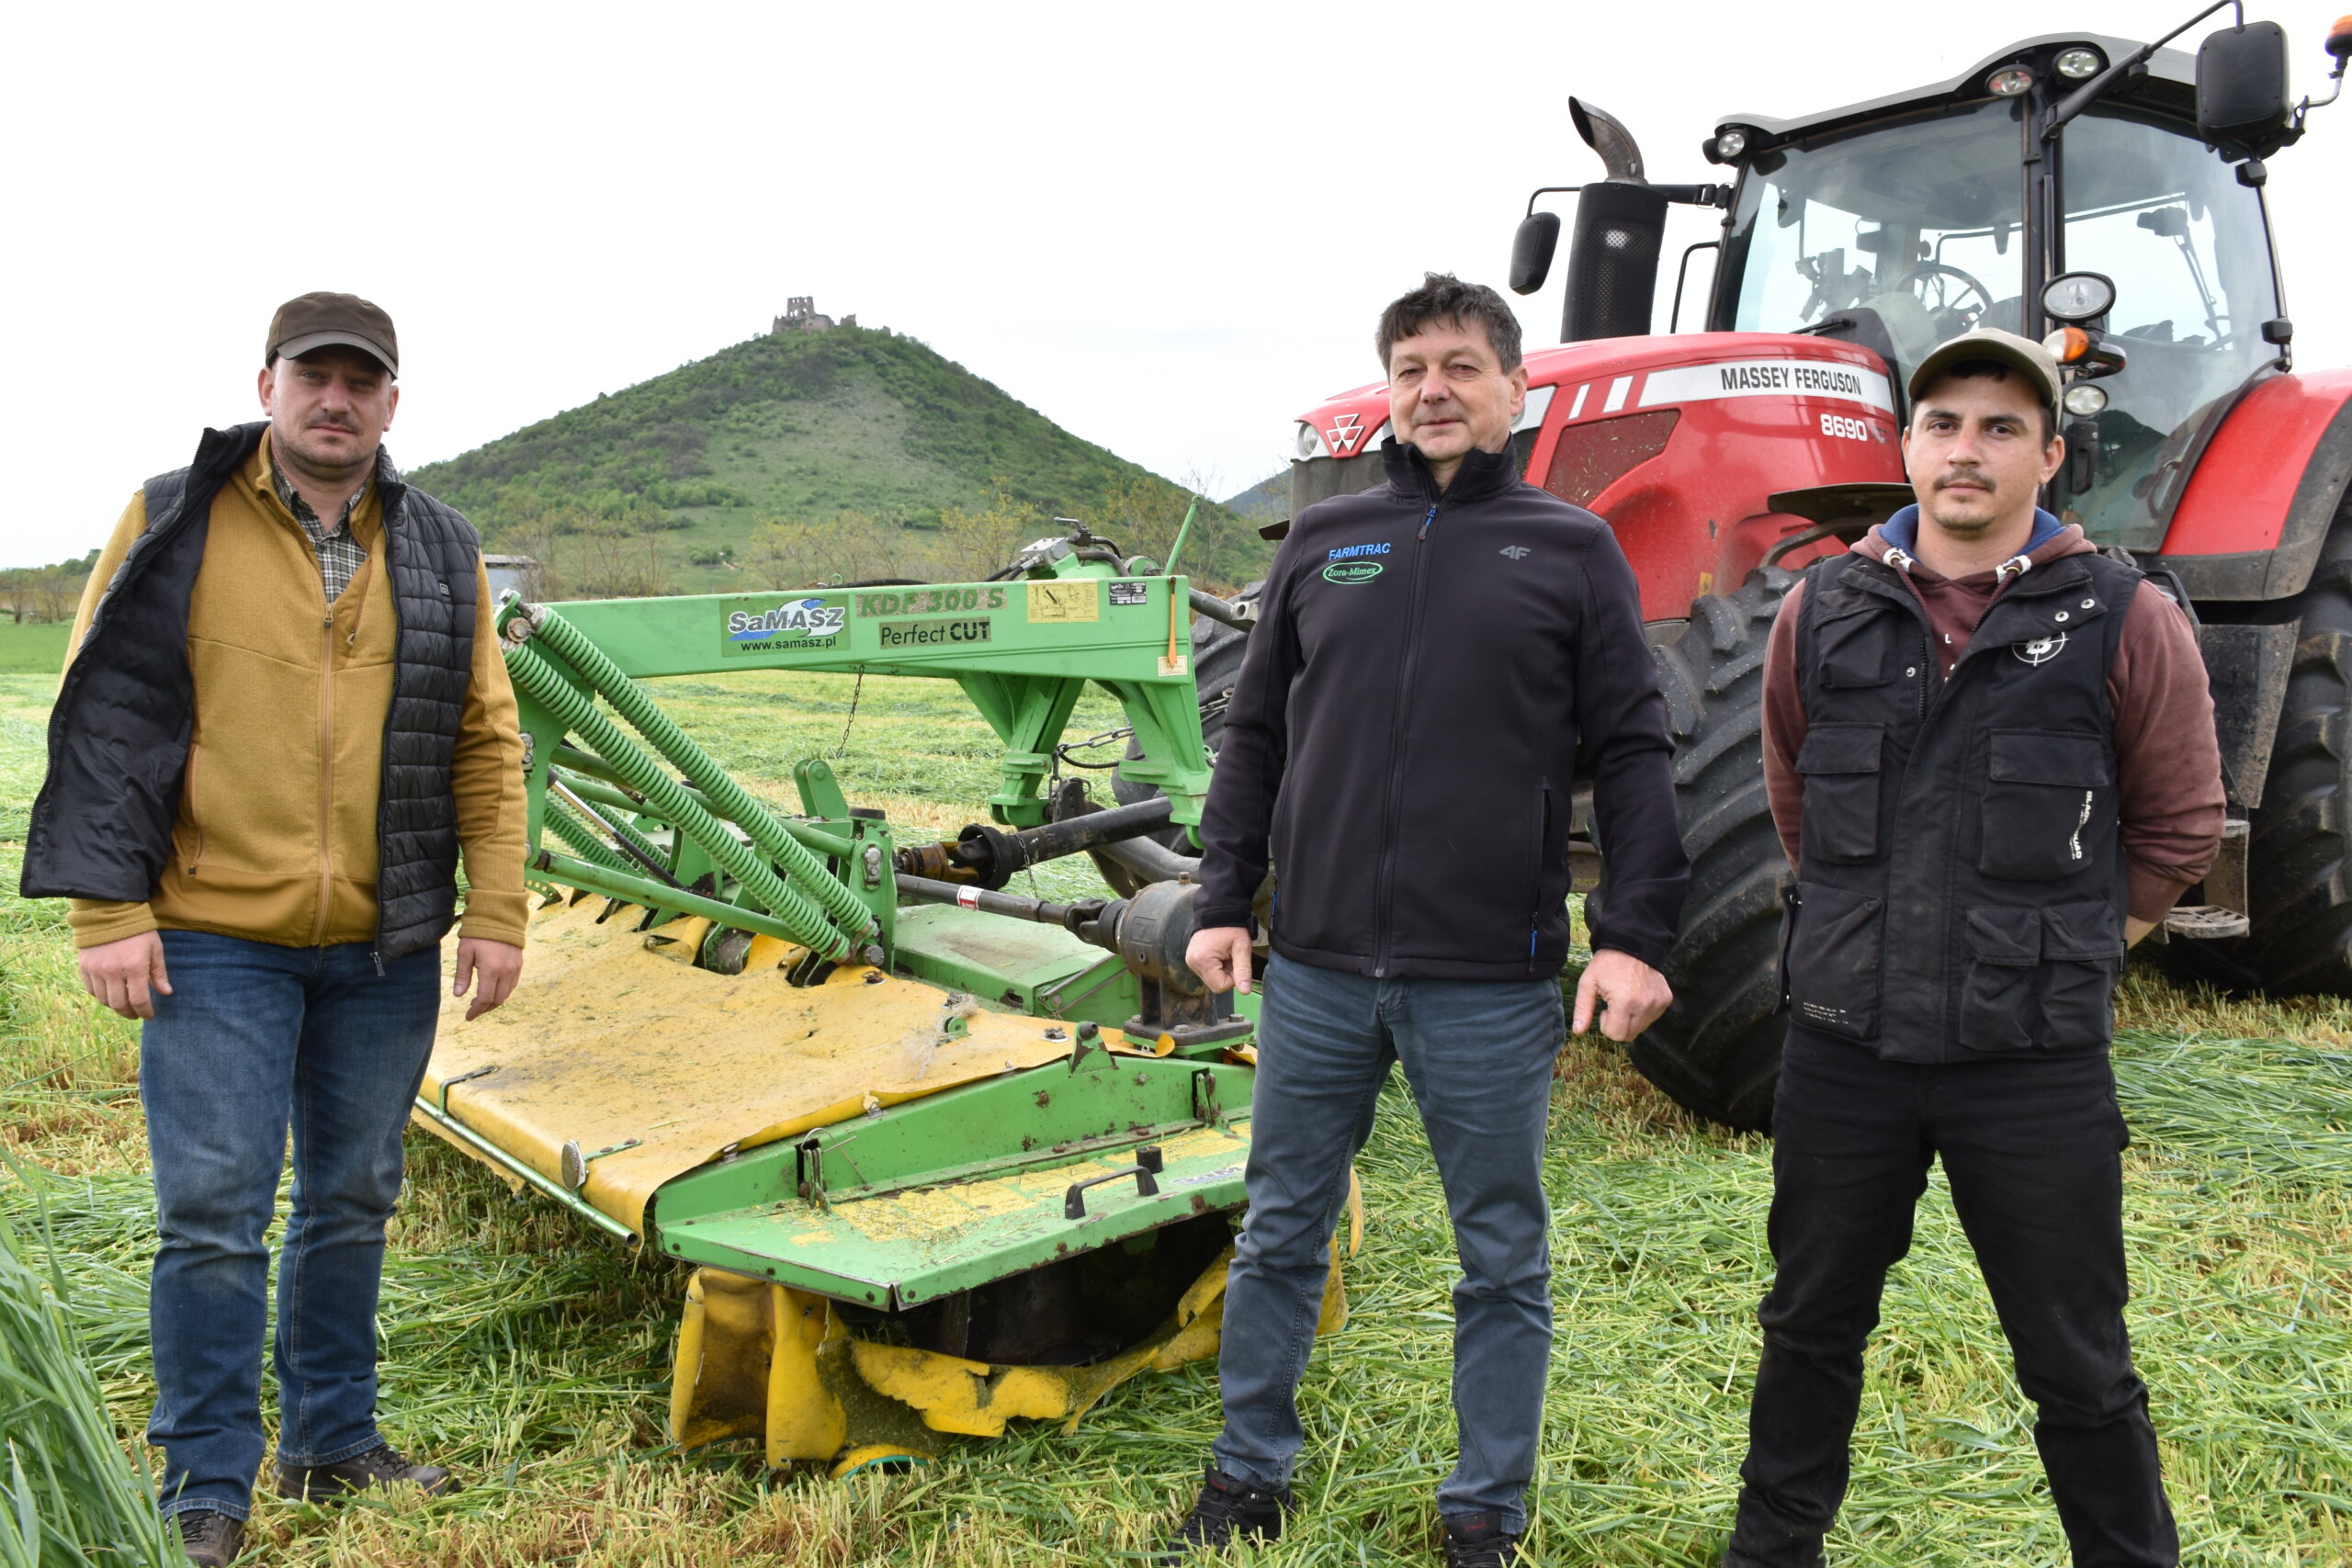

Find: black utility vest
[21,423,482,963]
[1784,547,2139,1064]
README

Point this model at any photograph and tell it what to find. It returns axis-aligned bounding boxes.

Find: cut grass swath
[0,1195,175,1567]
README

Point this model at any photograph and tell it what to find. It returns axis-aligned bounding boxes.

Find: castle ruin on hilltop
[773,297,855,334]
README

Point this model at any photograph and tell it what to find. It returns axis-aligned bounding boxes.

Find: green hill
[410,324,1269,596]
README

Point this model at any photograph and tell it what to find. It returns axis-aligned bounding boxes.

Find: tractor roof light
[2054,47,2104,80]
[2064,383,2110,417]
[1714,129,1747,160]
[2044,326,2093,364]
[1988,65,2035,96]
[2041,271,2117,323]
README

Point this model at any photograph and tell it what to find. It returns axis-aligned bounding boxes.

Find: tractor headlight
[2054,46,2103,80]
[1987,65,2035,96]
[2041,271,2117,323]
[2064,384,2110,417]
[1293,422,1324,460]
[1714,129,1748,160]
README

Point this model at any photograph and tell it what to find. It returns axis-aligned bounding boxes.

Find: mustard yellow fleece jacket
[62,436,530,952]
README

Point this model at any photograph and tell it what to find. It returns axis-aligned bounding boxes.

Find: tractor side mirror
[1510,211,1562,295]
[2198,19,2292,152]
[1562,182,1670,343]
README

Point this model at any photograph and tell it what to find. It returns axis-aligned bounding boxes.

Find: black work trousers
[1724,1027,2178,1568]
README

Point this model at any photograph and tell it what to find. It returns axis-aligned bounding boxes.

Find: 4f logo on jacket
[1499,547,1531,560]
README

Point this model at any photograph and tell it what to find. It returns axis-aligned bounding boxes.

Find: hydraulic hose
[504,640,854,959]
[542,797,636,876]
[548,772,674,876]
[519,607,877,940]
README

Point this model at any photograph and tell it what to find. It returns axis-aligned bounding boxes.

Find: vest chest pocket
[1786,881,1883,1042]
[1960,901,2121,1052]
[1816,607,1893,689]
[1797,724,1884,864]
[1979,730,2110,881]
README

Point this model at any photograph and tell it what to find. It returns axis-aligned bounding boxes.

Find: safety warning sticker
[1027,581,1100,623]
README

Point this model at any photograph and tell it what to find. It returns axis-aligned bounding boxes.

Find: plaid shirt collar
[267,456,373,604]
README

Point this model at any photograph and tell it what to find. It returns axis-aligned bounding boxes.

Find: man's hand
[1186,925,1254,995]
[79,931,172,1021]
[1572,948,1672,1043]
[453,938,525,1021]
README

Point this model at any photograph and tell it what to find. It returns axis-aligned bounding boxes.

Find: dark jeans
[1725,1027,2178,1568]
[1213,953,1565,1532]
[140,931,441,1519]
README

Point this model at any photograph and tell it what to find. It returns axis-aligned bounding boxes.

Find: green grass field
[0,620,68,674]
[2,668,2348,1565]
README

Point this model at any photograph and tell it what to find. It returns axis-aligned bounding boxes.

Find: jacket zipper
[312,608,335,947]
[1527,781,1551,973]
[1370,499,1441,977]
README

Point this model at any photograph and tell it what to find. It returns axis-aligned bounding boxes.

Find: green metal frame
[647,1054,1254,1306]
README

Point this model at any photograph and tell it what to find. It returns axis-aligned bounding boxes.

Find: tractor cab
[1705,31,2290,551]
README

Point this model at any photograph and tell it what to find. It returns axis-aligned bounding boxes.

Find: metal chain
[1051,689,1230,771]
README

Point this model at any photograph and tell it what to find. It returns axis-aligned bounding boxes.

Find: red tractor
[1283,13,2352,1128]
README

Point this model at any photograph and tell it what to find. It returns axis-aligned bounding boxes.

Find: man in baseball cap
[26,294,528,1564]
[1717,328,2224,1567]
[265,290,400,378]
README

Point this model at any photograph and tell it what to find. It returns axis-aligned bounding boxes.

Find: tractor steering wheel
[1898,259,1996,334]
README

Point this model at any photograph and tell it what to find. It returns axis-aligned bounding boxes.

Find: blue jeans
[139,931,441,1519]
[1214,953,1566,1531]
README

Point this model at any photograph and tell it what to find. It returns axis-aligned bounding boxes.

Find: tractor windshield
[1721,99,2026,378]
[2057,108,2280,547]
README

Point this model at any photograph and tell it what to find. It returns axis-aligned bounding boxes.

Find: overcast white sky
[3,1,2346,568]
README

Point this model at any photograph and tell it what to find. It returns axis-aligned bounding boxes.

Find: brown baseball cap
[1905,326,2060,417]
[266,292,398,377]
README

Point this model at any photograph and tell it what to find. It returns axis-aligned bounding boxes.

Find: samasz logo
[724,596,847,655]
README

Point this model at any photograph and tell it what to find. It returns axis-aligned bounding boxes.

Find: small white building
[482,554,544,604]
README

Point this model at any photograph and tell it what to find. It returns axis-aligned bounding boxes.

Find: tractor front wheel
[1619,568,1798,1132]
[2166,493,2352,995]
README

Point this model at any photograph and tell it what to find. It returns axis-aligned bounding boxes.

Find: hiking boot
[1442,1510,1521,1567]
[274,1443,459,1503]
[1156,1464,1295,1560]
[175,1509,244,1566]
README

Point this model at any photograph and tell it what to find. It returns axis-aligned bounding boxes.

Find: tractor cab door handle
[1064,1145,1163,1219]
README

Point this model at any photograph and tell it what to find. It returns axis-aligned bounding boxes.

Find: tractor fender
[2145,370,2352,601]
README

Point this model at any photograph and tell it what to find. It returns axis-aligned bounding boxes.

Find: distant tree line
[0,551,98,624]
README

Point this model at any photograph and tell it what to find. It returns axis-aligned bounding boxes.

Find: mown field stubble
[2,667,2349,1565]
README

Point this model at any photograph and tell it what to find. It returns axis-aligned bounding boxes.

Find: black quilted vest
[1783,547,2139,1064]
[21,422,481,963]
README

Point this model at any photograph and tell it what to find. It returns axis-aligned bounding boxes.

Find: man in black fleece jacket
[1159,275,1690,1567]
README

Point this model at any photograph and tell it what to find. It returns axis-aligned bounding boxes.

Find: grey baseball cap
[266,291,399,377]
[1905,326,2060,416]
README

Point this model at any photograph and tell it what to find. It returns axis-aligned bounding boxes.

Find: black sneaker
[1442,1510,1521,1567]
[175,1509,244,1567]
[1156,1464,1295,1561]
[274,1443,459,1503]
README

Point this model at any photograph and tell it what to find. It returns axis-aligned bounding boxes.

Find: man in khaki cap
[22,292,529,1565]
[1719,328,2222,1567]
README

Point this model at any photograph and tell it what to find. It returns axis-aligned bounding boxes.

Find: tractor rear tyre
[2165,495,2352,995]
[1114,583,1261,847]
[1620,567,1798,1132]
